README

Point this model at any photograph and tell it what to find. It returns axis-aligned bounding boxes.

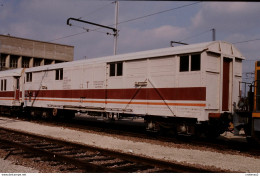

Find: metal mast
[212,28,216,41]
[114,1,119,55]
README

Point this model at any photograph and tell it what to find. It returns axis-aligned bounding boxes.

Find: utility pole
[114,1,119,55]
[67,2,119,56]
[211,28,216,41]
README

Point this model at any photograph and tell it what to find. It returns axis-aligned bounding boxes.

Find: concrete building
[0,34,74,71]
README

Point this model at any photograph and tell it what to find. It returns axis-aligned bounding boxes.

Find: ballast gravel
[0,116,259,173]
[0,158,39,173]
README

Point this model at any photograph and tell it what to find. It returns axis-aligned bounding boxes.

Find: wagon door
[14,77,20,101]
[222,58,232,111]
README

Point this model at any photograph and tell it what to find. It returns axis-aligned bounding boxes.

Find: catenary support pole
[114,1,119,55]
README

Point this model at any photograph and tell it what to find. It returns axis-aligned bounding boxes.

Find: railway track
[52,116,260,156]
[0,127,220,173]
[5,115,260,157]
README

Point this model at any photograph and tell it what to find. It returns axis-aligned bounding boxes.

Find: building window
[109,62,123,77]
[0,57,6,68]
[45,59,52,65]
[34,58,41,67]
[180,55,189,72]
[180,54,201,72]
[26,72,32,82]
[191,54,201,71]
[55,69,63,80]
[10,57,18,68]
[22,57,30,68]
[1,79,7,91]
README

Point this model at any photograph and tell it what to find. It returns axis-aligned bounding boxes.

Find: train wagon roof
[0,68,24,77]
[26,41,245,72]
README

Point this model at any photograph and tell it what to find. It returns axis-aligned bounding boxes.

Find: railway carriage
[21,41,244,136]
[0,68,24,115]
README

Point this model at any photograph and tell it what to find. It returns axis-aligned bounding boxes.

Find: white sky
[1,1,260,81]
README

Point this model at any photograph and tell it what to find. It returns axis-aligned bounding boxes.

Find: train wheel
[51,108,61,119]
[52,108,58,117]
[42,110,51,119]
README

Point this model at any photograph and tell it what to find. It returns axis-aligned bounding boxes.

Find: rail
[0,127,219,173]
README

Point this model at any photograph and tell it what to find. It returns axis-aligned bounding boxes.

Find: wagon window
[110,63,116,76]
[55,69,63,80]
[117,62,123,76]
[191,54,201,71]
[1,79,6,91]
[26,73,32,82]
[180,55,189,72]
[109,62,123,77]
[4,79,6,91]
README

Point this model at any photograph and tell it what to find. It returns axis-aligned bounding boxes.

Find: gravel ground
[0,158,39,173]
[0,116,259,173]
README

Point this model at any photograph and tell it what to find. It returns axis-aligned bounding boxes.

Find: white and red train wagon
[0,68,24,108]
[0,41,245,136]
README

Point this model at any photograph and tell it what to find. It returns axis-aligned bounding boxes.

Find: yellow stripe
[0,98,14,101]
[25,98,206,107]
[252,112,260,118]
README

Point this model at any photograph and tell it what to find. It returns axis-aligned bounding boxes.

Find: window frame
[26,72,32,82]
[55,68,63,80]
[1,80,3,91]
[10,57,18,68]
[109,62,123,77]
[1,79,7,91]
[0,57,5,68]
[179,55,189,72]
[179,53,201,72]
[191,54,201,71]
[22,58,30,68]
[33,59,41,67]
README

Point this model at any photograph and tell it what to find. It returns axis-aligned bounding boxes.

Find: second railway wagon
[0,68,24,114]
[22,41,244,136]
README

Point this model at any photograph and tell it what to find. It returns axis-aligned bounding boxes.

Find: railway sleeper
[86,156,115,163]
[34,145,64,150]
[62,151,88,157]
[113,163,150,172]
[102,160,128,167]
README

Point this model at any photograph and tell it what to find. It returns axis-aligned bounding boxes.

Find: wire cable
[178,29,212,42]
[48,31,88,42]
[117,1,201,26]
[233,38,260,44]
[78,1,114,20]
[49,1,201,42]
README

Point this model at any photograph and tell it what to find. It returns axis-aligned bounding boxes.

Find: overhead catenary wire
[116,1,201,26]
[78,1,114,20]
[178,29,212,43]
[233,38,260,44]
[49,1,201,42]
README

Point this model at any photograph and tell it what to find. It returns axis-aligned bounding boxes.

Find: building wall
[0,35,74,70]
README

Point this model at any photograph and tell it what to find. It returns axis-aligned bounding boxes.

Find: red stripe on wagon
[26,87,206,101]
[0,91,15,97]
